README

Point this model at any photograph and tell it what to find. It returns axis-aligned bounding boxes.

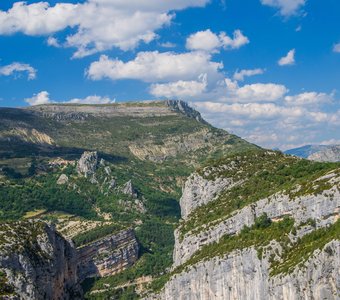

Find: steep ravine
[0,221,139,299]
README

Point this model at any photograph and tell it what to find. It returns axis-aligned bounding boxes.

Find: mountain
[0,100,256,299]
[0,101,339,299]
[285,145,340,162]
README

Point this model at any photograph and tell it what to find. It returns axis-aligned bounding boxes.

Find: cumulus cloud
[25,91,51,106]
[0,62,37,80]
[0,0,209,58]
[194,97,339,150]
[278,49,295,66]
[285,92,334,106]
[150,74,207,98]
[260,0,306,16]
[87,51,223,83]
[25,91,115,106]
[333,43,340,53]
[195,101,303,119]
[224,79,288,102]
[186,29,249,52]
[233,68,265,81]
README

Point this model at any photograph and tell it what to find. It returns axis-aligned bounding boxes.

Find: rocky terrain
[0,221,82,299]
[285,144,340,162]
[0,101,339,299]
[150,150,340,299]
[77,229,139,280]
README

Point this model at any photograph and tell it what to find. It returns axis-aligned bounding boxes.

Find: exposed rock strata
[77,229,139,280]
[175,170,340,266]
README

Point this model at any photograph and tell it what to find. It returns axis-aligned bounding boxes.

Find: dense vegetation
[73,224,125,248]
[179,150,339,239]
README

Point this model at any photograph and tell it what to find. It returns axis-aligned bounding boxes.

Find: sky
[0,0,339,150]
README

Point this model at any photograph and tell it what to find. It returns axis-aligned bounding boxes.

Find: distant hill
[285,144,340,162]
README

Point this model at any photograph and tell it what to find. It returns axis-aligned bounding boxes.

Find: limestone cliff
[77,229,139,280]
[154,241,339,300]
[150,151,340,300]
[0,221,81,300]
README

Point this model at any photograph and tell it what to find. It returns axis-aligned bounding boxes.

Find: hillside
[0,101,339,299]
[285,145,340,162]
[150,149,340,299]
[0,100,256,299]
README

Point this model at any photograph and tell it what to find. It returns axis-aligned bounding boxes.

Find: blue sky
[0,0,339,149]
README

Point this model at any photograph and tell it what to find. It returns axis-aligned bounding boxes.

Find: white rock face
[77,151,98,177]
[152,165,340,300]
[174,170,340,267]
[180,173,234,219]
[0,221,81,300]
[174,187,340,267]
[154,241,339,300]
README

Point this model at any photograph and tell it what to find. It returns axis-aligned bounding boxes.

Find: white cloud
[224,79,288,102]
[0,0,209,58]
[285,92,333,106]
[193,98,339,150]
[150,74,207,98]
[87,51,223,83]
[233,68,265,81]
[47,36,61,47]
[25,92,115,106]
[186,29,249,52]
[25,91,51,106]
[278,49,295,66]
[333,43,340,53]
[160,42,176,48]
[0,62,37,80]
[67,95,116,104]
[195,101,302,119]
[260,0,306,16]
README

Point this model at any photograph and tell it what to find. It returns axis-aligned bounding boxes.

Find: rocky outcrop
[166,100,208,124]
[180,173,235,219]
[0,128,55,146]
[77,151,98,177]
[77,229,139,280]
[174,185,340,267]
[121,180,138,198]
[154,241,339,300]
[173,174,340,266]
[0,221,81,300]
[57,173,69,185]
